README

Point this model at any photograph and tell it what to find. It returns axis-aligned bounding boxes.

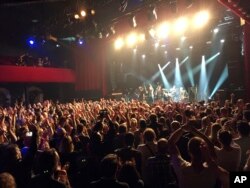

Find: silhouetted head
[100,154,119,178]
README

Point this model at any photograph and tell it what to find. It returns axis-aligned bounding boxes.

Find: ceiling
[0,0,242,48]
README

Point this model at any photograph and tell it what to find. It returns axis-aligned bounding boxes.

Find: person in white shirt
[215,129,241,172]
[168,121,229,188]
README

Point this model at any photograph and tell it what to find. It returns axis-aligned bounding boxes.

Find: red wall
[0,66,76,83]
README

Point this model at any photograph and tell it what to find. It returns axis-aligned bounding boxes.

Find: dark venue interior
[0,0,249,103]
[1,1,250,188]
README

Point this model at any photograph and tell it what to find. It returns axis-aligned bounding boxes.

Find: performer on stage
[147,83,154,104]
[155,82,163,101]
[138,86,145,101]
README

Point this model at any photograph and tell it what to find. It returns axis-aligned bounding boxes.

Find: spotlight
[174,17,188,34]
[114,37,124,50]
[142,54,146,58]
[133,48,137,53]
[176,48,180,51]
[29,40,34,45]
[189,45,193,49]
[220,39,225,43]
[193,10,210,28]
[213,28,219,33]
[91,9,95,15]
[154,42,159,48]
[181,36,186,41]
[164,51,168,54]
[74,14,80,19]
[126,33,137,47]
[78,39,84,45]
[56,44,60,47]
[138,33,145,42]
[156,22,170,39]
[80,10,87,17]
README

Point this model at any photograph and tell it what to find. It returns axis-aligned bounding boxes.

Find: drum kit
[162,87,189,102]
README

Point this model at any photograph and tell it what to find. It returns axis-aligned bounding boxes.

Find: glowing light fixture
[126,33,137,47]
[156,22,170,39]
[220,39,225,43]
[193,10,210,28]
[74,14,80,19]
[80,10,87,17]
[213,28,219,33]
[114,37,124,50]
[174,17,188,34]
[138,33,145,42]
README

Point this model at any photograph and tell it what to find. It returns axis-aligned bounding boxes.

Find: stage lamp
[156,22,170,39]
[126,33,137,47]
[114,37,124,50]
[174,17,188,34]
[138,33,145,42]
[193,10,210,28]
[74,14,80,19]
[91,9,95,15]
[213,28,219,33]
[80,10,87,17]
[29,40,34,45]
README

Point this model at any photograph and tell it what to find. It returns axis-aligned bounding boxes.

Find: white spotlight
[174,17,188,34]
[138,33,145,42]
[181,36,186,41]
[220,39,225,43]
[80,10,87,17]
[193,10,210,28]
[142,54,146,58]
[74,14,80,19]
[156,22,170,39]
[213,28,219,33]
[126,33,137,47]
[114,38,124,50]
[189,46,193,49]
[154,42,159,48]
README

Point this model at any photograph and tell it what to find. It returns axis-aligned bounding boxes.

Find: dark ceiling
[0,0,154,44]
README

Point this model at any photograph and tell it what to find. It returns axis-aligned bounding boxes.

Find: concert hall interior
[0,0,249,103]
[1,1,250,188]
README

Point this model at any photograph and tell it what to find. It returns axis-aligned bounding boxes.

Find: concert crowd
[0,95,250,188]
